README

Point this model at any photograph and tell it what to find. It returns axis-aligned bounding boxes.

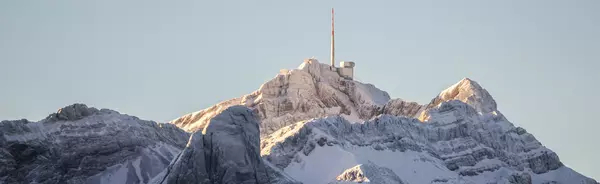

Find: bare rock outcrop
[0,104,189,184]
[170,59,390,136]
[332,162,405,184]
[152,106,297,184]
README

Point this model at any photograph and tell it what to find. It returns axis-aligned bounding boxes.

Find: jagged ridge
[260,100,597,184]
[170,59,392,136]
[0,104,189,184]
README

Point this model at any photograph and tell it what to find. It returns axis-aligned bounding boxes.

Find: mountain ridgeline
[1,59,597,184]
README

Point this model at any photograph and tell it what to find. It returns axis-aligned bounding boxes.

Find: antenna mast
[330,8,335,68]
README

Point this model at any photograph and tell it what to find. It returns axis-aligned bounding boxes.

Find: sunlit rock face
[170,59,391,136]
[421,78,498,119]
[0,104,189,184]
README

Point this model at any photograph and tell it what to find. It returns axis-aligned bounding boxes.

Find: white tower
[330,8,335,69]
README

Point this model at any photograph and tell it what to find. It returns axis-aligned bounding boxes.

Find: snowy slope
[258,75,597,184]
[261,113,597,184]
[0,104,189,184]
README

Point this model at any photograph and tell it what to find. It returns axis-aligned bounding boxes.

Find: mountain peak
[440,78,483,98]
[43,103,120,122]
[295,58,344,82]
[45,103,99,121]
[427,78,497,114]
[170,58,391,134]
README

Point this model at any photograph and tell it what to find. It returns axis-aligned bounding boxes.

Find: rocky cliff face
[260,105,596,184]
[0,104,189,184]
[331,162,405,184]
[168,63,500,137]
[257,74,597,184]
[422,78,498,117]
[170,59,391,136]
[381,98,425,118]
[151,106,297,184]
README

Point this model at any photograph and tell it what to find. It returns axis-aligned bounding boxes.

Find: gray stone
[152,106,297,184]
[0,104,189,184]
[331,162,405,184]
[47,103,99,121]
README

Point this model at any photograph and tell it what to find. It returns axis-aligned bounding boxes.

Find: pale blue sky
[1,0,598,180]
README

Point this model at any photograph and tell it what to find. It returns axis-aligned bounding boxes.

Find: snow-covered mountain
[170,59,597,184]
[1,58,597,184]
[260,107,594,184]
[0,104,189,184]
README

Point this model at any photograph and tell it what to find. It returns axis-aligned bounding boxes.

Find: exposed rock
[170,59,390,136]
[0,104,189,184]
[152,106,297,184]
[423,78,498,116]
[525,151,563,174]
[151,132,209,184]
[261,99,597,184]
[381,98,425,118]
[46,103,100,121]
[507,172,532,184]
[331,162,404,184]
